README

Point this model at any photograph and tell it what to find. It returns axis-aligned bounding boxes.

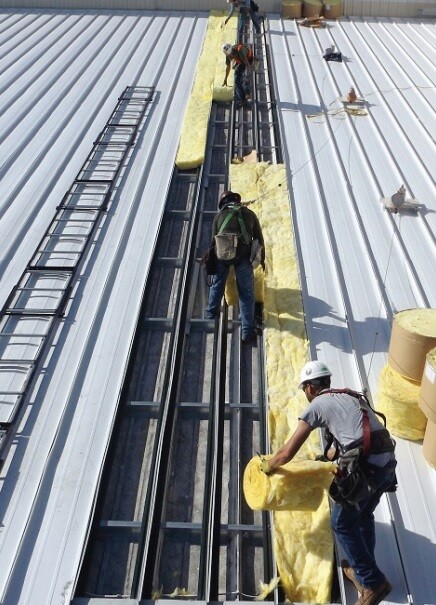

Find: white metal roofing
[0,7,435,605]
[269,14,436,605]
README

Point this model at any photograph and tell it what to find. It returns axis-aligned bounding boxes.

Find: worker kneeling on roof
[204,190,264,343]
[261,360,397,605]
[222,42,259,109]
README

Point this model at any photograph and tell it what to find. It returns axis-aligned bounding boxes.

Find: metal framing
[74,15,288,605]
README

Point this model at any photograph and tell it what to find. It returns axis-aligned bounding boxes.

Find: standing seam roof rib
[0,7,435,604]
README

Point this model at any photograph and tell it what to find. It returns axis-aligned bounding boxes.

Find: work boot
[341,560,364,593]
[355,580,392,605]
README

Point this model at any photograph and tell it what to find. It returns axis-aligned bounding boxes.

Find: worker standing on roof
[205,191,264,343]
[261,361,397,605]
[222,42,258,108]
[224,0,261,35]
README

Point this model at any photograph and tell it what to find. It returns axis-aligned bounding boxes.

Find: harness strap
[345,428,395,455]
[362,408,371,457]
[218,207,250,244]
[320,388,391,460]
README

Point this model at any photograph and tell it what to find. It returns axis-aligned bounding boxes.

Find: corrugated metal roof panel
[269,12,435,604]
[0,9,208,604]
[0,6,435,605]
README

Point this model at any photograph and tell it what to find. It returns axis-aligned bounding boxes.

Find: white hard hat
[222,43,233,56]
[299,361,332,388]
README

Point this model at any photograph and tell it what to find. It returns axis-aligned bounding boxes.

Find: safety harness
[323,389,397,506]
[320,388,395,461]
[231,44,254,65]
[217,205,250,243]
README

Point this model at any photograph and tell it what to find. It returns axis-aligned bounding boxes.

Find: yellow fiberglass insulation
[243,456,335,511]
[231,162,334,602]
[393,308,436,336]
[377,364,427,441]
[175,12,235,170]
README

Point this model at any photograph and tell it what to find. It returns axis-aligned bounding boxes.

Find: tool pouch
[214,233,240,262]
[329,448,377,507]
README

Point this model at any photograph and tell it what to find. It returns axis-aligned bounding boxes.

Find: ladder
[0,86,155,468]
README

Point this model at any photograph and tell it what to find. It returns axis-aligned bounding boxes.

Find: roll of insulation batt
[323,0,342,19]
[243,456,335,511]
[419,348,436,423]
[423,418,436,468]
[302,0,323,17]
[388,308,436,382]
[377,364,427,441]
[282,0,302,18]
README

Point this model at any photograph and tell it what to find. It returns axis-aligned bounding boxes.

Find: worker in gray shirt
[261,361,396,605]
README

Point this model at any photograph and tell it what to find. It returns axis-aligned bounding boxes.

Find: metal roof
[0,6,435,605]
[268,13,436,605]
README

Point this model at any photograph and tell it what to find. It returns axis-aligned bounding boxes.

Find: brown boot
[341,559,364,593]
[355,580,392,605]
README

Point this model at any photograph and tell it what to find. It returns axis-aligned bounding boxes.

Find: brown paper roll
[388,308,436,382]
[419,348,436,422]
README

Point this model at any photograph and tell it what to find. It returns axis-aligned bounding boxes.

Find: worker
[205,190,264,343]
[222,42,258,108]
[224,0,261,35]
[261,360,397,605]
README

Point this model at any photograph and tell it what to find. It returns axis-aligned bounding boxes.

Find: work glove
[260,457,273,475]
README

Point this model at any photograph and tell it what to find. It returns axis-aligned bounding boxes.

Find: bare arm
[267,420,313,472]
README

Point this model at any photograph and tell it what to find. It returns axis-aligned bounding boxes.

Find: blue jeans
[205,258,255,338]
[238,8,261,34]
[330,462,396,589]
[234,64,248,104]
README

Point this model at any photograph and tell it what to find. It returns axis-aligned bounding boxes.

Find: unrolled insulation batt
[230,162,334,602]
[175,12,235,170]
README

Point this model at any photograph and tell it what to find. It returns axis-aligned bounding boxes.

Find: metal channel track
[234,26,282,164]
[74,20,284,605]
[0,86,154,468]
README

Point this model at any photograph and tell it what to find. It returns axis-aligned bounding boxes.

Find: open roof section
[0,4,434,604]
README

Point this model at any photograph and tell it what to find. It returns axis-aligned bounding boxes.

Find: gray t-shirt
[299,390,394,467]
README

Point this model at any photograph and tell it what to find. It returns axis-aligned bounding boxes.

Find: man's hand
[260,457,273,475]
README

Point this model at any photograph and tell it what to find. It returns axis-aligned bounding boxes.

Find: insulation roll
[388,308,436,382]
[282,0,302,18]
[377,364,427,441]
[323,0,342,18]
[419,348,436,423]
[243,456,335,511]
[423,418,436,468]
[302,0,323,17]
